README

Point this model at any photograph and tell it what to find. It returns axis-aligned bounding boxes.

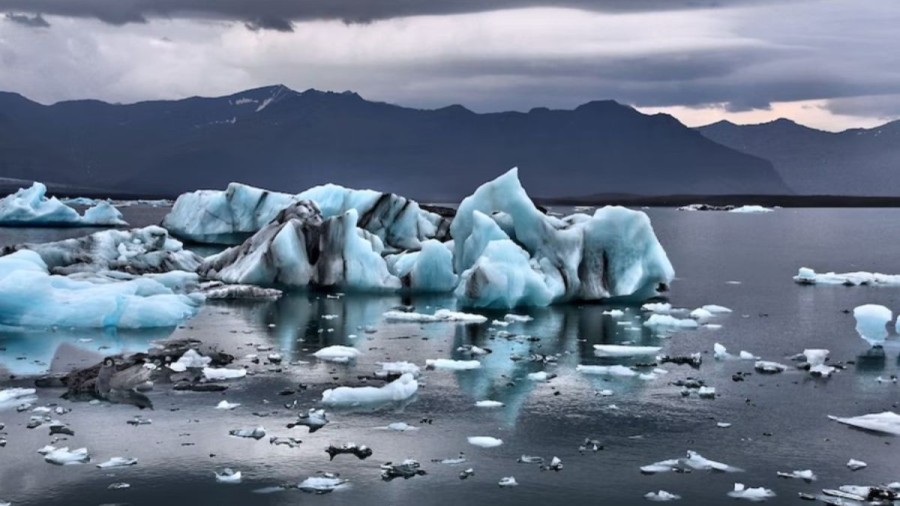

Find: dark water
[1,207,899,505]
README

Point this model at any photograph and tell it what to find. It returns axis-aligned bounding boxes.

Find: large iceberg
[163,182,450,249]
[0,250,202,329]
[187,169,674,307]
[0,182,126,226]
[3,226,202,276]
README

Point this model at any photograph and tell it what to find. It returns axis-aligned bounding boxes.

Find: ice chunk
[689,308,713,322]
[383,309,487,324]
[0,250,202,329]
[697,386,716,399]
[229,427,266,440]
[202,284,282,300]
[727,483,775,501]
[376,361,421,378]
[321,373,417,407]
[641,451,741,474]
[215,468,242,484]
[475,400,504,408]
[467,436,503,448]
[0,388,38,411]
[97,457,137,469]
[728,205,773,214]
[386,239,457,292]
[846,459,867,471]
[603,309,625,317]
[643,314,699,330]
[455,240,554,308]
[379,422,419,432]
[44,447,90,465]
[576,364,637,377]
[776,470,816,481]
[288,409,328,432]
[593,345,661,357]
[425,359,482,370]
[498,476,518,487]
[203,367,246,380]
[828,411,900,435]
[380,459,426,480]
[754,361,787,374]
[645,491,681,502]
[803,349,835,377]
[853,304,892,346]
[527,371,553,381]
[702,304,732,314]
[713,343,730,360]
[298,475,348,494]
[0,182,126,226]
[642,302,672,313]
[168,349,212,372]
[215,400,241,410]
[313,346,361,363]
[794,267,900,286]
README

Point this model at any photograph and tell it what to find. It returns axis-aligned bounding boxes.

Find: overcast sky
[0,0,897,131]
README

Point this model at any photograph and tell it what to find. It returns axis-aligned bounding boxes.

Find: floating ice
[313,346,361,363]
[44,447,90,465]
[321,373,418,407]
[644,314,699,331]
[803,349,835,377]
[381,459,427,480]
[794,267,900,286]
[728,205,773,214]
[697,386,716,399]
[376,361,421,378]
[754,361,787,374]
[215,468,242,483]
[215,400,241,410]
[853,304,892,346]
[298,475,347,494]
[498,476,518,487]
[168,349,212,372]
[641,451,741,474]
[713,343,730,360]
[576,364,637,377]
[702,304,732,314]
[288,409,328,432]
[777,470,816,481]
[727,483,775,501]
[689,308,713,322]
[202,284,282,300]
[846,459,867,471]
[97,457,137,469]
[645,491,681,502]
[0,388,37,411]
[0,182,126,226]
[603,309,625,317]
[203,367,246,380]
[426,359,482,370]
[828,411,900,436]
[229,427,266,440]
[385,239,458,292]
[0,250,202,329]
[504,314,533,323]
[475,400,504,408]
[379,422,419,432]
[527,371,553,381]
[383,309,487,324]
[467,436,503,448]
[593,344,661,357]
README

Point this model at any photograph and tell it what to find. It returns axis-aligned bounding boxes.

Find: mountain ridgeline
[0,85,788,200]
[698,119,900,196]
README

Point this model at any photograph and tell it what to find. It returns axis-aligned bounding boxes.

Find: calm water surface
[1,206,899,505]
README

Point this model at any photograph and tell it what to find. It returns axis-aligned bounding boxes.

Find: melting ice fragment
[754,361,787,374]
[846,459,868,471]
[0,182,126,226]
[215,400,241,410]
[467,436,503,448]
[313,346,361,363]
[645,491,681,502]
[381,459,427,480]
[776,469,816,481]
[475,400,504,408]
[229,426,266,440]
[727,483,775,501]
[794,267,900,286]
[0,388,38,411]
[498,477,518,487]
[643,314,698,330]
[640,451,741,474]
[828,412,900,435]
[215,468,242,483]
[97,457,137,469]
[593,345,661,357]
[383,309,487,324]
[44,447,91,465]
[853,304,892,347]
[321,373,417,407]
[168,349,212,372]
[425,358,482,370]
[575,364,637,377]
[298,475,348,494]
[203,367,247,380]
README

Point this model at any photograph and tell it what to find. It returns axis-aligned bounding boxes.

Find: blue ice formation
[0,182,126,227]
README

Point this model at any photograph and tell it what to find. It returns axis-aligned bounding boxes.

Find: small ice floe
[203,284,282,300]
[322,373,417,407]
[728,205,773,214]
[527,371,555,381]
[717,422,732,428]
[475,400,504,408]
[689,308,714,322]
[504,314,533,323]
[425,359,481,370]
[579,438,603,453]
[603,309,625,317]
[702,305,732,314]
[298,474,348,494]
[229,426,266,440]
[381,459,427,480]
[739,351,757,360]
[643,314,698,330]
[645,490,681,502]
[269,437,303,448]
[727,483,775,501]
[459,468,475,480]
[853,304,892,347]
[697,387,716,399]
[498,477,518,487]
[288,409,329,432]
[593,345,661,357]
[434,454,467,465]
[215,468,242,484]
[828,411,900,435]
[468,436,503,448]
[754,361,787,374]
[457,344,491,356]
[167,349,212,372]
[97,457,137,469]
[216,400,241,410]
[313,346,361,363]
[517,455,544,464]
[640,451,741,474]
[776,469,816,482]
[540,457,563,472]
[642,303,672,314]
[326,443,372,460]
[376,361,421,378]
[822,485,899,503]
[575,364,637,377]
[108,482,130,490]
[378,422,419,432]
[794,267,900,286]
[44,447,91,465]
[846,459,868,471]
[0,388,38,411]
[383,309,487,324]
[802,349,835,377]
[714,343,730,360]
[597,389,614,397]
[202,367,247,381]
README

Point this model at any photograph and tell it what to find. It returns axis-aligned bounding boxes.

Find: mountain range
[0,85,790,200]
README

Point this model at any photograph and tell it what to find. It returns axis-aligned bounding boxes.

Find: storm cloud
[0,0,897,131]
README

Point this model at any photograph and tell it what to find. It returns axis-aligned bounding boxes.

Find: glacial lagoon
[1,204,899,505]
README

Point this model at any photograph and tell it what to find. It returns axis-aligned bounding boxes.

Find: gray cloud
[4,12,49,27]
[0,0,799,27]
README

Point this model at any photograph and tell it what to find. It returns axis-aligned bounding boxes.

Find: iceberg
[0,250,202,329]
[853,304,892,346]
[0,182,126,227]
[794,267,900,286]
[163,181,449,248]
[321,373,418,407]
[828,411,900,435]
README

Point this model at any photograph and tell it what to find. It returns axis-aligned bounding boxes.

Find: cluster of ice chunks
[0,182,126,227]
